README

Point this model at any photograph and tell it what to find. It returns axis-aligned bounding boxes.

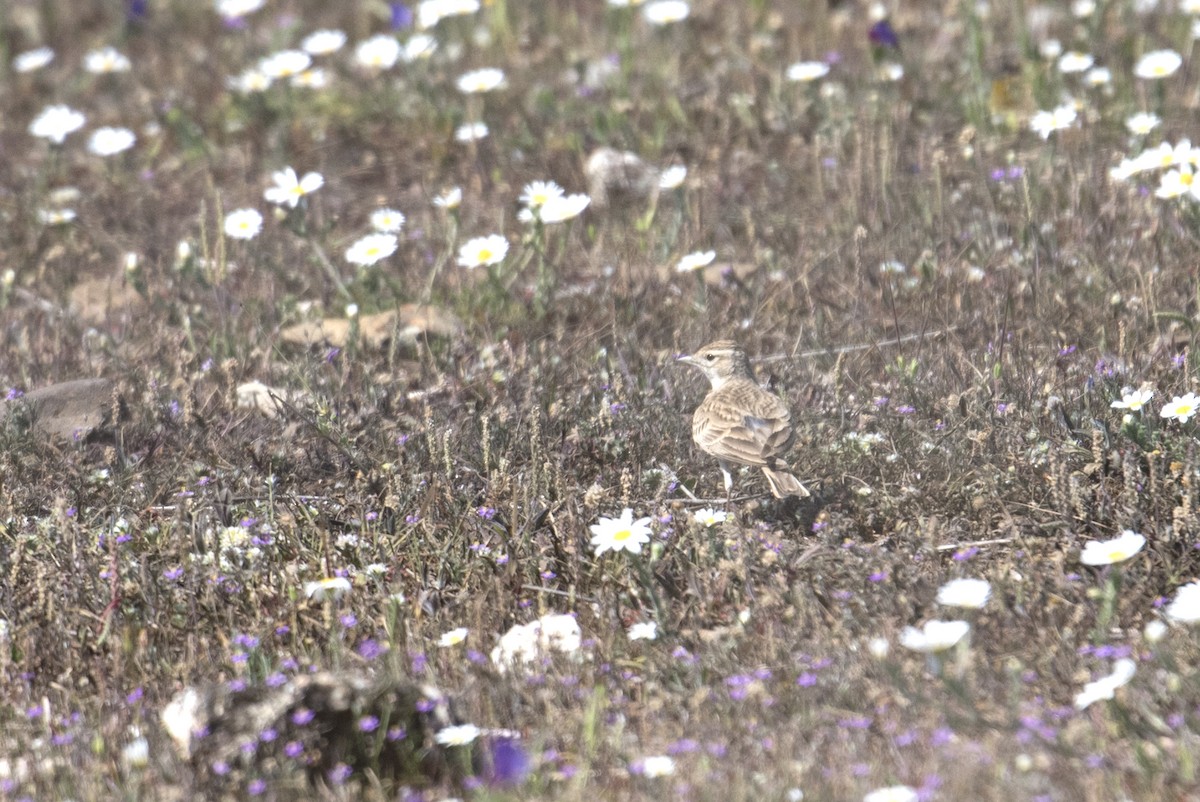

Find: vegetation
[3,0,1200,799]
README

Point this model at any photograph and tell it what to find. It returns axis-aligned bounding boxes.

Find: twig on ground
[657,462,699,501]
[757,326,960,363]
[935,538,1013,551]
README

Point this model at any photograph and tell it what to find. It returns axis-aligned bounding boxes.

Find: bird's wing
[693,384,795,467]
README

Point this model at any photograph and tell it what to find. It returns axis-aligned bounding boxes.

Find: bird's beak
[675,353,696,366]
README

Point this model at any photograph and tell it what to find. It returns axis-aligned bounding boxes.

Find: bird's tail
[762,466,811,499]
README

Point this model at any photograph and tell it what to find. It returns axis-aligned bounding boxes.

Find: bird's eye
[704,353,716,361]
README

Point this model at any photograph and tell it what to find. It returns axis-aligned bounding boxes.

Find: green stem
[633,553,666,634]
[423,214,458,304]
[693,270,707,311]
[1094,567,1121,643]
[308,236,352,300]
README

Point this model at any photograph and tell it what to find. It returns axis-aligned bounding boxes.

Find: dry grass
[3,0,1200,799]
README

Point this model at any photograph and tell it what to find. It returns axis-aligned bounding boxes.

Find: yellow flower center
[613,528,633,542]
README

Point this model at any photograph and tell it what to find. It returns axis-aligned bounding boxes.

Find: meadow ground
[4,0,1200,799]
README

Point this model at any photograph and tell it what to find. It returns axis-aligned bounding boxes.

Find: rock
[660,258,759,287]
[585,147,660,208]
[68,275,147,327]
[161,672,463,790]
[391,303,465,341]
[278,317,350,348]
[279,305,464,349]
[0,377,117,441]
[235,381,296,417]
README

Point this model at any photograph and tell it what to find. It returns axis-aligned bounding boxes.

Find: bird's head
[677,340,755,389]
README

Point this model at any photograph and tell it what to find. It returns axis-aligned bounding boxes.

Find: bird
[677,340,809,499]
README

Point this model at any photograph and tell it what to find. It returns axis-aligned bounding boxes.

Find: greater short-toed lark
[678,340,809,499]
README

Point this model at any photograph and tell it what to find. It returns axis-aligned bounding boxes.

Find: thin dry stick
[756,326,959,363]
[674,495,763,505]
[521,585,599,603]
[657,462,699,501]
[308,238,352,299]
[660,463,762,504]
[935,538,1013,551]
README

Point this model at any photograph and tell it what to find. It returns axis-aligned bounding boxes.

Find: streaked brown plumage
[677,340,809,499]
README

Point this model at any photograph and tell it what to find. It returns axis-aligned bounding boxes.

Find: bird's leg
[719,460,734,508]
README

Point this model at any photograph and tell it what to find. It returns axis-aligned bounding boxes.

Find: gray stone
[1,377,117,441]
